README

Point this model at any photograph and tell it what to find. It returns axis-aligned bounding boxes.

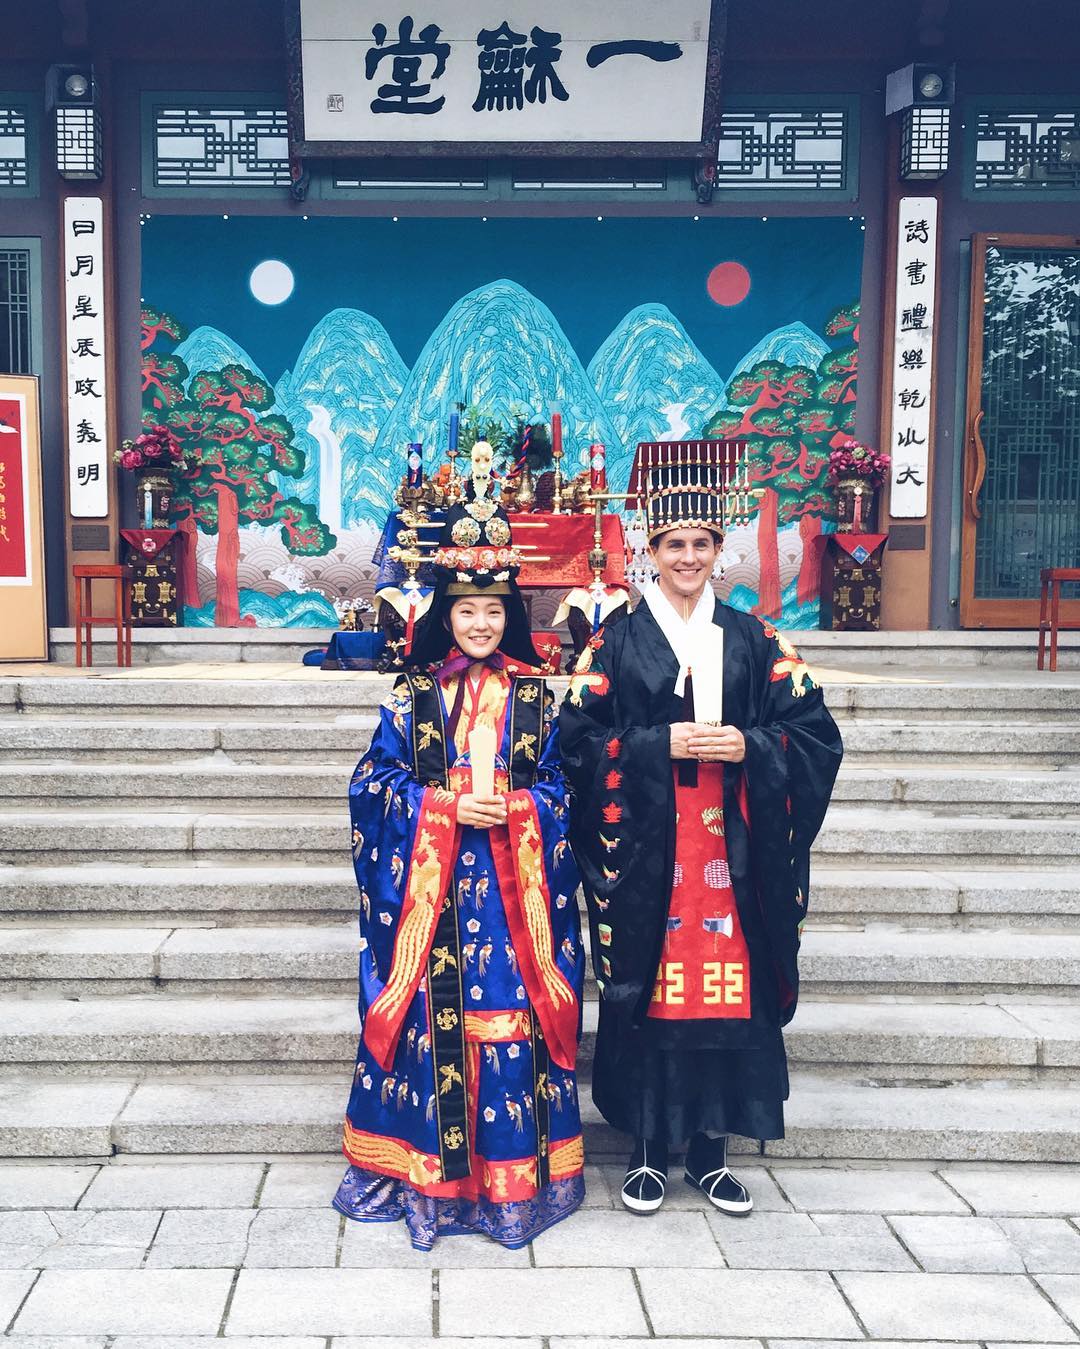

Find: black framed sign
[285,0,726,158]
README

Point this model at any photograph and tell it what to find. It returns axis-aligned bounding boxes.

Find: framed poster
[0,375,48,661]
[285,0,726,157]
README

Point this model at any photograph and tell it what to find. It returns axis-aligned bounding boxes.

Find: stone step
[4,712,1080,769]
[0,995,1078,1083]
[7,670,1080,721]
[2,863,1077,928]
[0,716,380,763]
[2,760,1079,813]
[2,1071,1078,1161]
[3,922,1080,998]
[3,806,1078,866]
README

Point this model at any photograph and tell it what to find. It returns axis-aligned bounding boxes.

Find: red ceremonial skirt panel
[648,763,752,1021]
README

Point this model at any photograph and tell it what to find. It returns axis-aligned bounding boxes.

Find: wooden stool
[1037,567,1080,672]
[73,564,133,668]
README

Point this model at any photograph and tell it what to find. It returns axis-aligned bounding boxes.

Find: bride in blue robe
[334,498,585,1250]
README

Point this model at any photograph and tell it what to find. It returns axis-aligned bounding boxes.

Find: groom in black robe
[560,451,842,1215]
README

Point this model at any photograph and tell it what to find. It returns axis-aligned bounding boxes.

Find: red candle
[590,442,607,493]
[551,412,562,456]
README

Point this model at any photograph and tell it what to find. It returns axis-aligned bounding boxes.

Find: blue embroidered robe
[334,668,585,1249]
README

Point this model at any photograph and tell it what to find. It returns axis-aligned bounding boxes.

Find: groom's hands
[688,724,746,763]
[671,722,746,763]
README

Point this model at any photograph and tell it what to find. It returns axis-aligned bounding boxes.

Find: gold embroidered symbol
[417,721,442,750]
[443,1125,465,1150]
[412,675,434,691]
[518,682,539,703]
[513,732,537,762]
[439,1062,464,1094]
[430,946,458,977]
[701,806,725,837]
[566,671,609,707]
[436,1007,459,1032]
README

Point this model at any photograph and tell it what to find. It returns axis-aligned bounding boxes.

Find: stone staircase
[1,668,1079,1163]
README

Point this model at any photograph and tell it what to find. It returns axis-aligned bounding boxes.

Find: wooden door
[961,233,1080,627]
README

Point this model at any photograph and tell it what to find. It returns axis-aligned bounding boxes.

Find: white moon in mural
[249,259,295,305]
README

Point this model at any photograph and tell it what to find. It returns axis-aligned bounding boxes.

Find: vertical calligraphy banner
[64,196,109,518]
[0,376,48,659]
[888,196,938,518]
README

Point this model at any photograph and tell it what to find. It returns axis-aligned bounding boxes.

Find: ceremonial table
[119,528,185,627]
[818,532,888,631]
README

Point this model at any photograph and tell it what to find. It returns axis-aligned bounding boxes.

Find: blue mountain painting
[175,326,270,390]
[714,321,831,410]
[588,303,727,489]
[273,308,408,530]
[371,279,621,483]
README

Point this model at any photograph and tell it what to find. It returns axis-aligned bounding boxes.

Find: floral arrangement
[113,424,189,473]
[828,438,890,488]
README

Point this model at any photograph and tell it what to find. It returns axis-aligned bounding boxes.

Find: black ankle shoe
[621,1137,668,1215]
[684,1132,753,1216]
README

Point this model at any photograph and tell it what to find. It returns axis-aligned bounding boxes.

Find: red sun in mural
[706,261,752,307]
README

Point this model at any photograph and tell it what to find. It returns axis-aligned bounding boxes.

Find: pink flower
[120,448,144,470]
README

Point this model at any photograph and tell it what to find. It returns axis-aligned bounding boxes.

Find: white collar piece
[643,579,717,698]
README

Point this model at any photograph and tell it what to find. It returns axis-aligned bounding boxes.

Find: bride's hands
[456,792,507,828]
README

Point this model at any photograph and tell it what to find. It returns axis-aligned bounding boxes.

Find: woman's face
[449,595,507,660]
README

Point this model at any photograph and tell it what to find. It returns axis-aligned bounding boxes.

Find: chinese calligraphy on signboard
[888,196,937,519]
[288,0,723,154]
[64,196,109,518]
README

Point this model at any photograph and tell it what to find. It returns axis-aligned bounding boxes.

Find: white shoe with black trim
[621,1138,668,1215]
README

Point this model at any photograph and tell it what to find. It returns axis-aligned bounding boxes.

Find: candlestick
[552,436,565,515]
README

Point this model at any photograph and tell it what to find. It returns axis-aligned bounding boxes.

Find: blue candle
[449,411,460,452]
[407,442,423,489]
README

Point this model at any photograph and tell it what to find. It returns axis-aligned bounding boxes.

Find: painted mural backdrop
[139,215,863,627]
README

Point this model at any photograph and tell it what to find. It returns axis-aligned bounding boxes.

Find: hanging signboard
[64,195,109,519]
[887,195,938,519]
[285,0,726,156]
[0,375,48,660]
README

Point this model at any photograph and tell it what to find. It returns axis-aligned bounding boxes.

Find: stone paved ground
[2,1157,1080,1343]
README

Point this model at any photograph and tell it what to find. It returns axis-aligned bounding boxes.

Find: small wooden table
[1038,567,1080,672]
[72,564,132,667]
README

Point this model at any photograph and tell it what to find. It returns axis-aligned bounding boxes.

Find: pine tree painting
[140,305,336,626]
[705,301,859,618]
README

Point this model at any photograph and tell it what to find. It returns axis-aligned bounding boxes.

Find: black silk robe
[559,598,843,1143]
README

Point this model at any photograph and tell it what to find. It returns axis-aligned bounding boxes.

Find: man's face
[650,528,720,599]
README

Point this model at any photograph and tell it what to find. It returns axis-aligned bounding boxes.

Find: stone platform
[0,654,1079,1341]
